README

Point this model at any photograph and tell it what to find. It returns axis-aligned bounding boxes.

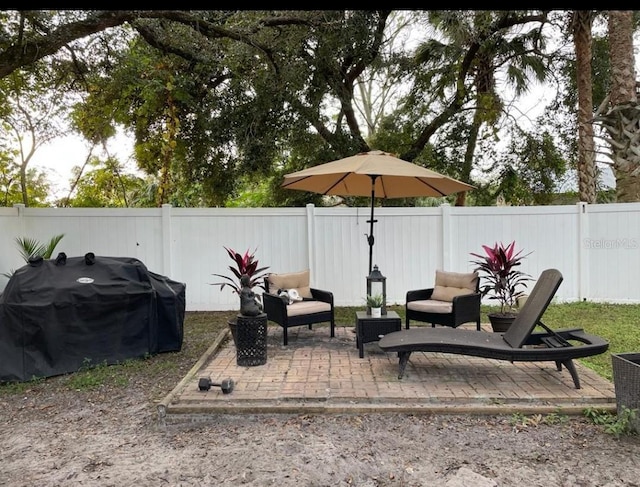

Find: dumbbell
[198,377,235,394]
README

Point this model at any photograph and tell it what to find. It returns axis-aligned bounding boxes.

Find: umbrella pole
[366,175,378,274]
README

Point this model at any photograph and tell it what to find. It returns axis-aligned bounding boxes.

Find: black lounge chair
[378,268,609,389]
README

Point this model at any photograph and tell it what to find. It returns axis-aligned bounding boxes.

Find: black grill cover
[0,254,185,383]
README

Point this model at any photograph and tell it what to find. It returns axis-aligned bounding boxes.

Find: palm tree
[414,11,551,205]
[571,10,598,204]
[595,10,640,202]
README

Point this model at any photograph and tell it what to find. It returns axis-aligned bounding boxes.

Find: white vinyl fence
[1,202,639,311]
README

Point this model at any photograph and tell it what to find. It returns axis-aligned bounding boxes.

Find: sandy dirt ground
[1,382,640,487]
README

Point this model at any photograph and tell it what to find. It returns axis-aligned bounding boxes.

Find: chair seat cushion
[266,270,312,298]
[407,299,453,314]
[286,300,331,317]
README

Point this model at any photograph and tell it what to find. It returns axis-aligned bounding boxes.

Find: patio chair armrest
[451,292,481,321]
[406,288,434,302]
[262,292,288,323]
[310,288,334,305]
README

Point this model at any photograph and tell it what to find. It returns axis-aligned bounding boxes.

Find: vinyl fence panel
[1,202,638,310]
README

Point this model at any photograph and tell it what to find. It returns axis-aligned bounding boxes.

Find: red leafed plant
[470,241,533,316]
[211,247,270,295]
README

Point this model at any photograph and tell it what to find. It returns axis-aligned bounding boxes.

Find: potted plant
[211,246,270,298]
[470,241,533,332]
[366,293,384,318]
[211,247,270,350]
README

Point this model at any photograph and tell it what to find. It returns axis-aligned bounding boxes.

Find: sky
[31,129,136,201]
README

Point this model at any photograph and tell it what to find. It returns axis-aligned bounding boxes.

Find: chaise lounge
[378,268,609,389]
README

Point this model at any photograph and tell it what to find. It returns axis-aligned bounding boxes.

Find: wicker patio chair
[405,270,482,331]
[262,269,335,346]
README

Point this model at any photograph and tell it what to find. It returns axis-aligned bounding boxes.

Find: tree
[411,11,552,205]
[0,10,581,207]
[0,149,51,207]
[595,10,640,202]
[571,10,598,204]
[1,68,70,205]
[60,156,147,208]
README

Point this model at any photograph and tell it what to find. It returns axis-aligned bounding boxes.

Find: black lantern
[366,264,387,315]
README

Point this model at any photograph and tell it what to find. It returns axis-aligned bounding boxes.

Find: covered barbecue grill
[0,253,185,383]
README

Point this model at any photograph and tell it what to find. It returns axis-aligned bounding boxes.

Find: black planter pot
[228,313,268,366]
[228,318,238,345]
[488,313,517,333]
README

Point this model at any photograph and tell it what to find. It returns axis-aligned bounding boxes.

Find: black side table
[355,310,401,358]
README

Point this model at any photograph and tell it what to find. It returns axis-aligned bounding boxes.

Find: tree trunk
[572,11,597,204]
[604,10,640,202]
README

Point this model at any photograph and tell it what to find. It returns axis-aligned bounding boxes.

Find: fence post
[577,201,589,301]
[440,203,452,270]
[305,203,316,282]
[161,204,172,277]
[13,203,26,237]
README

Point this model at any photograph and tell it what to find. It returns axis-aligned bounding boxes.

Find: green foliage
[0,11,634,208]
[583,406,638,438]
[0,156,52,207]
[0,375,45,394]
[365,293,384,307]
[14,234,64,261]
[62,157,147,208]
[67,359,116,390]
[3,233,65,277]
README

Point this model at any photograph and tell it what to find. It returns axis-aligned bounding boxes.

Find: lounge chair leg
[398,351,412,379]
[562,359,581,389]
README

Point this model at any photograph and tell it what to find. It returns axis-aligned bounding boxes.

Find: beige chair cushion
[266,270,312,298]
[285,300,331,317]
[407,300,453,314]
[430,270,478,302]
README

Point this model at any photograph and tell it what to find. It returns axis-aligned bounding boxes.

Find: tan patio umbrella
[282,150,474,273]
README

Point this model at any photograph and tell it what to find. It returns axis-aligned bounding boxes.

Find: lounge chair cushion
[266,270,313,298]
[430,270,478,302]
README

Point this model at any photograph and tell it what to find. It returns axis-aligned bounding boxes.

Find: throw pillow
[266,269,312,298]
[431,270,478,302]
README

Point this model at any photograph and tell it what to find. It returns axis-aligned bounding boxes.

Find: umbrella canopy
[282,150,474,272]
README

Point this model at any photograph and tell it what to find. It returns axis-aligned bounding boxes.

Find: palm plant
[2,234,65,278]
[14,235,65,262]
